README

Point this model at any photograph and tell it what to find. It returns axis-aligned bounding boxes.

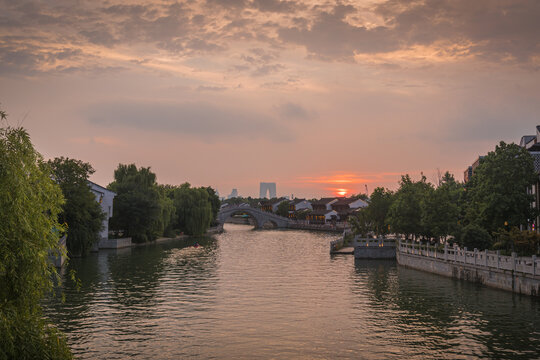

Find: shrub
[461,224,492,250]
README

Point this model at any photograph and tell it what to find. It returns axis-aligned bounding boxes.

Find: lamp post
[504,221,513,253]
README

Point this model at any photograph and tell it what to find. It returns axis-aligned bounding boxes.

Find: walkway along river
[45,224,540,359]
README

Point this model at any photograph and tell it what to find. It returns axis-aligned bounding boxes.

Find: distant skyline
[1,0,539,198]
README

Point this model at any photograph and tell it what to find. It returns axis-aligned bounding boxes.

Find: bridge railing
[398,240,539,276]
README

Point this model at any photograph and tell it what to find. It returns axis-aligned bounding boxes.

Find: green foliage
[171,183,213,236]
[461,224,492,250]
[155,185,176,238]
[350,193,369,201]
[387,174,433,239]
[349,209,373,237]
[493,227,540,256]
[421,172,463,241]
[205,186,221,225]
[108,164,163,243]
[275,200,290,217]
[296,209,311,220]
[48,157,105,257]
[366,187,393,236]
[465,142,537,233]
[0,125,72,359]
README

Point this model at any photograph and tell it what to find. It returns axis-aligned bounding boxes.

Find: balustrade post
[485,250,488,267]
[532,255,537,276]
[444,243,448,261]
[497,250,500,269]
[454,245,457,262]
[464,247,468,264]
[474,248,478,266]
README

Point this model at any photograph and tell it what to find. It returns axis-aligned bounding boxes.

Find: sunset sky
[1,0,539,198]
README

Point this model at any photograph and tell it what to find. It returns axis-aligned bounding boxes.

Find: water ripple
[44,224,540,359]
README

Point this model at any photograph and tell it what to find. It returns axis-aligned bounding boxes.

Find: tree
[205,186,221,225]
[48,157,105,257]
[0,125,72,359]
[276,200,290,217]
[461,224,492,250]
[421,172,463,242]
[156,185,176,238]
[349,209,373,237]
[387,174,433,240]
[350,193,369,201]
[108,164,163,243]
[171,183,213,236]
[465,142,538,234]
[366,187,393,237]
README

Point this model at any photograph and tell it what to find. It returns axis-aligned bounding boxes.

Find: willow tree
[108,164,163,243]
[171,183,213,236]
[0,123,72,358]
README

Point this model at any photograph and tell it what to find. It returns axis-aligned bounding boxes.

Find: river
[45,223,540,359]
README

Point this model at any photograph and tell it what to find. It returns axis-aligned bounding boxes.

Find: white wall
[89,182,115,240]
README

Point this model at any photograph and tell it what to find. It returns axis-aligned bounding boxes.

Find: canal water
[45,224,540,359]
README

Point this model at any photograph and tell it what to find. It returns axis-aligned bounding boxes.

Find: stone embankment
[289,221,348,233]
[397,240,540,297]
[353,237,396,259]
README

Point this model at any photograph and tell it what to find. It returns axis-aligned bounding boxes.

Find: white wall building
[88,181,116,241]
[349,198,369,209]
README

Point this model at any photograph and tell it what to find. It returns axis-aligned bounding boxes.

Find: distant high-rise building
[227,188,238,199]
[260,182,276,199]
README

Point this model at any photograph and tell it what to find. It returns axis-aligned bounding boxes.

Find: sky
[1,0,540,198]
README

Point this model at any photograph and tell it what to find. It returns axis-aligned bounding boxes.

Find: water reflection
[45,224,539,359]
[350,259,540,359]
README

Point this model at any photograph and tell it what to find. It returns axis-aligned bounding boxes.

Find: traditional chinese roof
[311,197,339,205]
[310,209,336,216]
[332,198,356,206]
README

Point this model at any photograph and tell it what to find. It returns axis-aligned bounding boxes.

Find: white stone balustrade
[398,240,539,276]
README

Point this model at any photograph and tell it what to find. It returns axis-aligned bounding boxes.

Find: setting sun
[336,189,348,196]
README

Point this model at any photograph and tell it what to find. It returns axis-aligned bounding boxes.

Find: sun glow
[336,189,348,196]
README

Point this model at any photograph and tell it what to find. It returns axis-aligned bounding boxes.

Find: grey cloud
[251,63,284,76]
[0,42,125,76]
[251,0,300,13]
[275,102,311,120]
[278,6,397,60]
[79,27,117,47]
[277,0,540,63]
[87,100,295,142]
[103,4,151,17]
[196,85,227,91]
[2,0,539,75]
[206,0,248,9]
[0,43,45,75]
[379,0,540,62]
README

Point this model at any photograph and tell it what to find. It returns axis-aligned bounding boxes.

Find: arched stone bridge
[217,205,290,229]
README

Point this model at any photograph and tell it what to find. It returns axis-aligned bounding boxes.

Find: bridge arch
[220,208,262,228]
[217,205,289,229]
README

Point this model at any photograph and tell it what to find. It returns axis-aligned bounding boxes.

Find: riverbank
[397,240,540,297]
[88,224,225,254]
[288,221,348,233]
[132,224,224,247]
